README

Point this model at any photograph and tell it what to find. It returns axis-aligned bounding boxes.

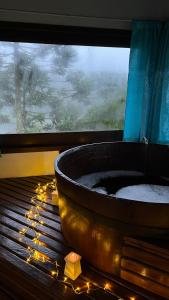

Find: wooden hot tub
[55,142,169,274]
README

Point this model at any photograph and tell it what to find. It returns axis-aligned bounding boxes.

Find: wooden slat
[1,175,168,300]
[121,269,169,299]
[0,215,67,254]
[0,196,61,229]
[0,238,112,300]
[122,246,168,273]
[124,237,169,260]
[0,207,64,244]
[0,288,14,300]
[121,257,169,287]
[0,187,60,221]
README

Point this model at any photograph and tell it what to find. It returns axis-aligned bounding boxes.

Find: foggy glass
[0,42,129,133]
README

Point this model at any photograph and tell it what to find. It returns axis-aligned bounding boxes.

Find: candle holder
[64,252,82,280]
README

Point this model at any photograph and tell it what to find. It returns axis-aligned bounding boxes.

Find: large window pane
[0,42,129,133]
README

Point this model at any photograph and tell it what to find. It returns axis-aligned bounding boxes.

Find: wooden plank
[0,216,68,255]
[0,246,55,300]
[0,180,37,197]
[0,208,65,244]
[121,257,169,287]
[0,288,14,300]
[22,176,54,184]
[0,246,75,300]
[121,269,169,299]
[124,237,169,260]
[0,225,64,263]
[0,238,110,300]
[0,188,60,221]
[83,263,166,300]
[1,175,168,300]
[122,246,169,273]
[0,196,61,229]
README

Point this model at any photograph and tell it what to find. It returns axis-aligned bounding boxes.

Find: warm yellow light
[32,238,38,244]
[64,252,82,280]
[104,283,111,290]
[19,228,27,234]
[51,270,58,277]
[113,254,120,264]
[31,222,37,227]
[86,282,90,293]
[51,190,59,206]
[64,276,67,282]
[141,268,147,276]
[36,205,42,210]
[75,287,80,293]
[26,257,31,263]
[129,297,136,300]
[39,220,44,225]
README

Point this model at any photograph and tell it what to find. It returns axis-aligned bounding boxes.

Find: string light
[17,179,132,300]
[104,283,111,290]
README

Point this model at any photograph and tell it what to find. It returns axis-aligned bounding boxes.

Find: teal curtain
[124,21,169,145]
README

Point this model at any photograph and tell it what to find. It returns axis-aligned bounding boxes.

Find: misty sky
[75,46,130,74]
[0,42,130,75]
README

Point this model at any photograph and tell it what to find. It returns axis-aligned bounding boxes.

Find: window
[0,42,129,134]
[0,22,131,152]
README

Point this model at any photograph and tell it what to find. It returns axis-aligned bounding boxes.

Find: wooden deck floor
[0,175,167,300]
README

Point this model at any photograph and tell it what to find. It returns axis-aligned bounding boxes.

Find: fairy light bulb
[75,287,81,293]
[19,180,121,299]
[19,228,27,234]
[51,270,57,276]
[86,282,90,293]
[104,283,111,290]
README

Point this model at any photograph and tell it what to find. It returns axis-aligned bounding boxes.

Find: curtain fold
[123,20,169,145]
[149,22,169,144]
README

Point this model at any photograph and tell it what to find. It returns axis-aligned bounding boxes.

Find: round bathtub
[55,142,169,274]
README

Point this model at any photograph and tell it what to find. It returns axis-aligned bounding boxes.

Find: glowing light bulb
[19,228,27,235]
[64,276,67,282]
[104,283,111,290]
[75,287,80,293]
[51,270,58,277]
[86,282,90,293]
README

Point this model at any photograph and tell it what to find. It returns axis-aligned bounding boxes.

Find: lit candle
[51,190,59,206]
[64,252,82,280]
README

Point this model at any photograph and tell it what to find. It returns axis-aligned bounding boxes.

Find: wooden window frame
[0,21,131,153]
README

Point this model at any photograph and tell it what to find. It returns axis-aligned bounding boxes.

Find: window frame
[0,21,131,153]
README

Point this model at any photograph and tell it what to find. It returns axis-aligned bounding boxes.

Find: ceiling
[0,0,168,29]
